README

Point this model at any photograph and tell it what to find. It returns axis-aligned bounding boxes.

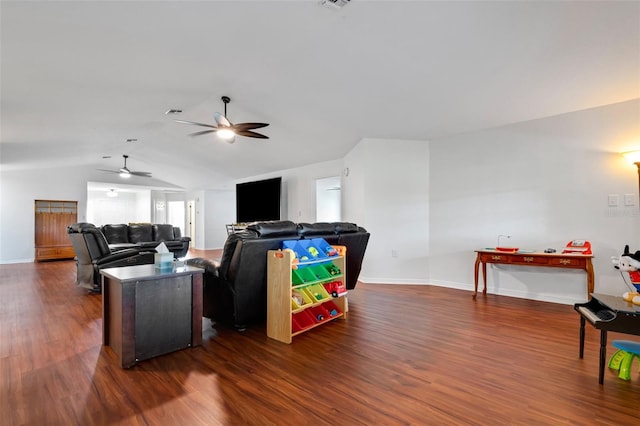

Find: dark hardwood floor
[2,252,640,425]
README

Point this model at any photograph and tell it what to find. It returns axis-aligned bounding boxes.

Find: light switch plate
[624,194,635,206]
[608,194,619,207]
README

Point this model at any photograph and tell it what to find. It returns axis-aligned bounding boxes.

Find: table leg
[585,259,594,297]
[191,273,203,347]
[473,255,481,299]
[481,262,487,295]
[579,316,585,359]
[599,330,608,385]
[102,275,109,346]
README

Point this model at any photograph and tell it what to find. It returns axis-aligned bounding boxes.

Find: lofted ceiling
[1,1,639,190]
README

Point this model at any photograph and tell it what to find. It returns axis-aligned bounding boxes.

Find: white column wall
[345,138,430,284]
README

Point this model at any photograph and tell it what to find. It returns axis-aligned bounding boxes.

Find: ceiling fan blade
[188,129,217,137]
[130,171,152,177]
[214,112,231,127]
[232,122,270,131]
[174,119,218,129]
[97,169,119,174]
[235,130,269,139]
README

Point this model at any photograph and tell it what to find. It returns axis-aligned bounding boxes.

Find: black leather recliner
[186,220,370,330]
[67,223,155,292]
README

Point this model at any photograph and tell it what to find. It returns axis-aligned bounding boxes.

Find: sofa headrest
[128,223,153,243]
[246,220,298,238]
[297,222,336,237]
[68,222,96,233]
[334,222,359,234]
[153,224,175,241]
[102,224,129,244]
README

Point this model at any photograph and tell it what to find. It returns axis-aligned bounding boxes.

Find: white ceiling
[2,1,639,190]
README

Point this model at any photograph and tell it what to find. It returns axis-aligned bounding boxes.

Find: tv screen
[236,177,282,223]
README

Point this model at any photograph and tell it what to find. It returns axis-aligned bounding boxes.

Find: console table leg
[473,255,481,299]
[481,262,487,295]
[585,260,594,298]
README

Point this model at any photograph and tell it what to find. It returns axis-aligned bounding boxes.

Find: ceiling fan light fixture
[217,128,235,140]
[119,170,131,178]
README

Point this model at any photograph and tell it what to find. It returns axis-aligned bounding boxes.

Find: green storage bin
[310,264,331,281]
[294,266,316,284]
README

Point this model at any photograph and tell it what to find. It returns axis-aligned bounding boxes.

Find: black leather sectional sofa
[67,222,190,292]
[186,220,370,330]
[101,223,190,258]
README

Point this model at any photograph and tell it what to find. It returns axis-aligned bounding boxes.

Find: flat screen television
[236,177,282,223]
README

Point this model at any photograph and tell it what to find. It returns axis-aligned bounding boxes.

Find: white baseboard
[359,276,429,285]
[358,277,579,305]
[0,258,35,265]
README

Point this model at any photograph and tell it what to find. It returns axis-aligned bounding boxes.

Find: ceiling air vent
[319,0,350,9]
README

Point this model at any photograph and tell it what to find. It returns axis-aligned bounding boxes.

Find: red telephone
[562,239,592,255]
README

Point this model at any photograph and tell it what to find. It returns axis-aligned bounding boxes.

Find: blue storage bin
[282,240,312,260]
[299,239,328,260]
[311,238,339,257]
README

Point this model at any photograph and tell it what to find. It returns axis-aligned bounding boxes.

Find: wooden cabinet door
[35,200,78,261]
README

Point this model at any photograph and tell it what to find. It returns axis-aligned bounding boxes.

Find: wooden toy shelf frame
[267,248,347,344]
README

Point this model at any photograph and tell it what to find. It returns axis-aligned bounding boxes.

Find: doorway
[315,176,341,222]
[167,201,185,236]
[187,200,196,242]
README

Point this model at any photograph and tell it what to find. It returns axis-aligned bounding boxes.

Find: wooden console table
[474,249,594,299]
[101,264,204,368]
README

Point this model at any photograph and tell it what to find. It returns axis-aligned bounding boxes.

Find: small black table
[101,264,204,368]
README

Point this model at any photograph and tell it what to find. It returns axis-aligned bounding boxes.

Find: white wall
[202,189,235,250]
[427,99,640,303]
[0,165,89,262]
[0,164,181,263]
[345,139,430,284]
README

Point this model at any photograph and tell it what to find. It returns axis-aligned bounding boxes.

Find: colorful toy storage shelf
[267,238,348,344]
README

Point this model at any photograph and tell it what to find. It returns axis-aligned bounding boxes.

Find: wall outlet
[391,249,399,258]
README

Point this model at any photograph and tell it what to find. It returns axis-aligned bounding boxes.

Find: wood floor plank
[2,255,640,425]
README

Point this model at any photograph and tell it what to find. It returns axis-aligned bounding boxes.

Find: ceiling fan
[98,155,152,179]
[174,96,269,143]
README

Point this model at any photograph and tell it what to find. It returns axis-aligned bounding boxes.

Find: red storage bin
[292,316,303,333]
[308,305,331,322]
[292,310,316,331]
[322,300,342,317]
